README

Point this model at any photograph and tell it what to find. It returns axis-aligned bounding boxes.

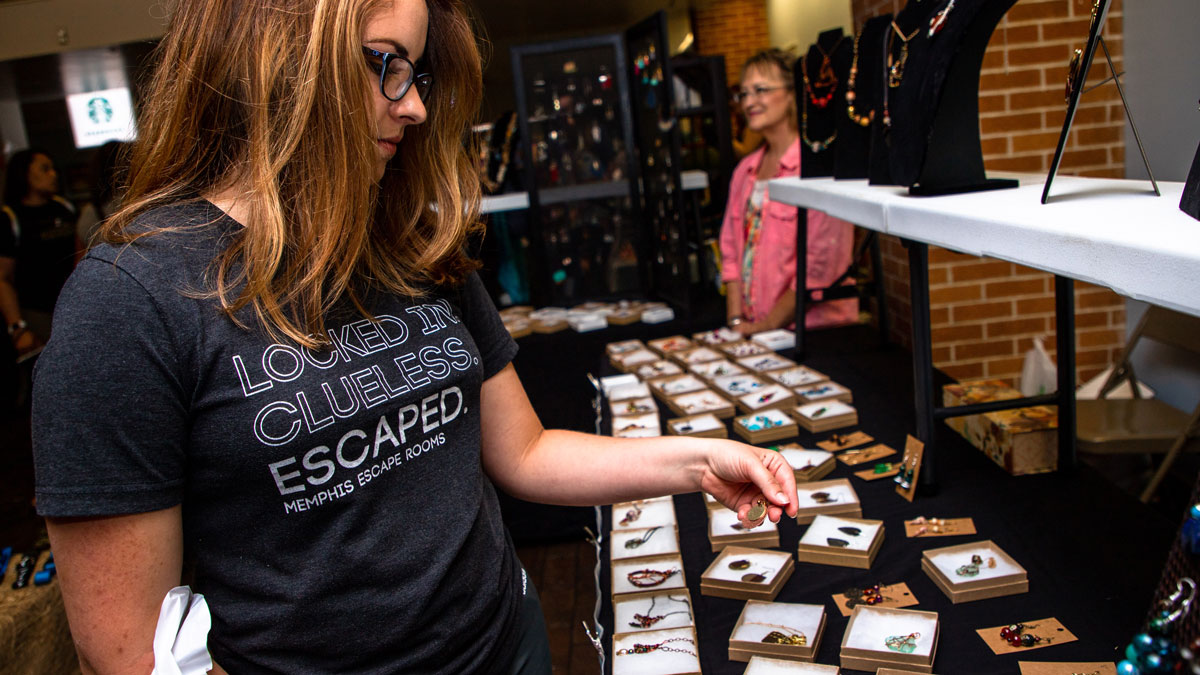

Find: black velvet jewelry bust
[1182,140,1200,221]
[796,28,847,178]
[837,15,891,180]
[881,0,1018,195]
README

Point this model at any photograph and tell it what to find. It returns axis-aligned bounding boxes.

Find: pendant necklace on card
[629,594,691,629]
[616,636,696,657]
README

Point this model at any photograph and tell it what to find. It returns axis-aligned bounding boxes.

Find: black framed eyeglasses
[362,47,433,102]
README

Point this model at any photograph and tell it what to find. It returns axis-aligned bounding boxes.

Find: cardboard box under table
[700,545,794,601]
[778,446,836,483]
[734,409,799,444]
[839,605,940,674]
[796,514,884,569]
[612,625,701,675]
[666,413,727,439]
[943,379,1058,475]
[921,539,1029,603]
[794,479,862,524]
[730,600,828,663]
[794,401,858,433]
[709,507,780,551]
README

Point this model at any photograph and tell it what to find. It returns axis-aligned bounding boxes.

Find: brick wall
[692,0,771,87]
[854,0,1128,387]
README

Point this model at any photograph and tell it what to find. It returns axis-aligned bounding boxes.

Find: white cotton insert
[797,482,858,507]
[709,508,779,536]
[732,600,824,644]
[612,526,679,560]
[739,384,793,410]
[690,360,745,378]
[612,498,677,532]
[797,382,849,400]
[744,656,839,674]
[737,408,793,429]
[712,373,766,394]
[673,390,728,413]
[706,549,791,584]
[779,448,833,470]
[772,367,825,387]
[660,375,707,394]
[671,414,723,434]
[928,544,1023,583]
[608,381,651,401]
[795,400,855,420]
[612,556,686,595]
[799,515,879,552]
[843,607,937,657]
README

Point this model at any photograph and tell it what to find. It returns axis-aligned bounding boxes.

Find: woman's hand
[698,442,798,527]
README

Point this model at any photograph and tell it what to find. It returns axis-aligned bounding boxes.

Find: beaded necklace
[801,55,837,153]
[845,28,874,127]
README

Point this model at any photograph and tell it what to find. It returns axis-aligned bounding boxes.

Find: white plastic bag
[1020,337,1057,396]
[151,586,213,675]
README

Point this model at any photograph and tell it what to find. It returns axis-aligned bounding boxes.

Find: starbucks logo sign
[87,97,114,124]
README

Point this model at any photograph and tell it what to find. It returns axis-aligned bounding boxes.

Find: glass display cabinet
[511,35,644,306]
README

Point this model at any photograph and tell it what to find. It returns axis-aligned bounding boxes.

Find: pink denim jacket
[719,139,858,329]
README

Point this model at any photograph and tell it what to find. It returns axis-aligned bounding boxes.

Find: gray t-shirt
[33,201,522,674]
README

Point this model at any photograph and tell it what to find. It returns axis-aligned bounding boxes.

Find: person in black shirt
[1,148,77,359]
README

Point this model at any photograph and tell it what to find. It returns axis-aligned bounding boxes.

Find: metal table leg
[905,239,937,487]
[1055,275,1077,470]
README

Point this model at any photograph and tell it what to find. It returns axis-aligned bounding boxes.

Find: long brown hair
[105,0,484,348]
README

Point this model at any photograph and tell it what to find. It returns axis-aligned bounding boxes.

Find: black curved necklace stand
[904,0,1018,196]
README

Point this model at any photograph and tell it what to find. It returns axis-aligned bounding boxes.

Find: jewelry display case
[611,525,681,563]
[793,478,863,524]
[511,34,644,307]
[612,625,701,675]
[745,656,840,674]
[614,590,695,634]
[921,540,1029,603]
[730,601,829,663]
[708,507,781,552]
[700,545,795,601]
[796,514,885,569]
[839,606,940,673]
[776,446,837,483]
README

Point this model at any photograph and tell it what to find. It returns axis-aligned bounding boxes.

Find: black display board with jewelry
[882,0,1019,196]
[795,29,846,178]
[626,11,693,314]
[1042,0,1158,204]
[836,16,891,180]
[1183,139,1200,222]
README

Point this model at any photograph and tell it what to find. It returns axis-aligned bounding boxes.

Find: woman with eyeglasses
[31,2,798,673]
[719,49,858,337]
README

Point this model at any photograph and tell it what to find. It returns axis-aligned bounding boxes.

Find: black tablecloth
[569,323,1176,673]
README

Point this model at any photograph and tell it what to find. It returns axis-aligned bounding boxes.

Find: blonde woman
[32,1,798,673]
[720,49,858,336]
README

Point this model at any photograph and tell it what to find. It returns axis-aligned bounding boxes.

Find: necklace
[629,594,691,628]
[744,621,808,645]
[627,567,679,587]
[805,45,839,108]
[801,59,837,153]
[845,28,873,127]
[624,526,661,550]
[616,636,696,657]
[844,583,893,607]
[887,20,921,88]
